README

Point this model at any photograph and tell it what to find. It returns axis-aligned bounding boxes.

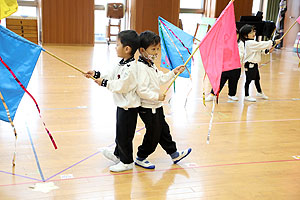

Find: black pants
[114,107,138,164]
[244,62,262,96]
[211,68,241,96]
[137,107,177,159]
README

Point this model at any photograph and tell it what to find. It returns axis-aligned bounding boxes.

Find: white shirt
[242,40,273,65]
[136,57,175,109]
[101,58,140,109]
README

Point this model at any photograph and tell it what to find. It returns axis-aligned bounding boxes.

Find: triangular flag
[0,0,18,20]
[158,16,194,78]
[199,1,241,94]
[297,16,300,24]
[0,25,43,122]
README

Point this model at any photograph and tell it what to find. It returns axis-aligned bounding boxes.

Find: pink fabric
[199,1,241,95]
[297,16,300,24]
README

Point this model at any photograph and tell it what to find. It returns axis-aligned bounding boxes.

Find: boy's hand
[275,39,281,45]
[158,93,166,101]
[270,39,282,53]
[95,78,103,85]
[84,70,95,78]
[173,65,185,75]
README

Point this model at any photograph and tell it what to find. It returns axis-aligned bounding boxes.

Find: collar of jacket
[119,57,135,66]
[138,56,154,68]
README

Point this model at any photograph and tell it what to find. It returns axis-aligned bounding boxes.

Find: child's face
[116,38,131,59]
[141,43,160,61]
[247,29,256,39]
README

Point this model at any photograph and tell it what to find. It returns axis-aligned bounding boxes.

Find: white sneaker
[244,96,256,102]
[102,148,120,164]
[256,92,269,99]
[205,93,216,102]
[228,96,238,101]
[172,148,192,164]
[135,159,155,169]
[109,161,133,172]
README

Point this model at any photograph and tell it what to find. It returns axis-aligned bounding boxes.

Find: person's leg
[136,107,161,159]
[254,67,262,93]
[218,71,228,95]
[157,107,192,164]
[244,79,251,97]
[114,107,138,164]
[228,68,241,96]
[157,107,177,154]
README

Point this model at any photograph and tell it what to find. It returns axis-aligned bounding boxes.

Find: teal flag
[158,16,194,78]
[0,25,43,122]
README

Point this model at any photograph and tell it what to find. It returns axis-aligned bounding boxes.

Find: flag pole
[270,19,298,51]
[43,49,96,80]
[163,45,200,95]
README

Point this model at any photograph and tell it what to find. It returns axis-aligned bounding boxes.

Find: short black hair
[118,30,140,56]
[238,24,255,42]
[139,31,160,49]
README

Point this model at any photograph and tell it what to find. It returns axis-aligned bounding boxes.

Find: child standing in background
[135,31,192,169]
[85,30,140,172]
[206,28,242,102]
[238,24,281,102]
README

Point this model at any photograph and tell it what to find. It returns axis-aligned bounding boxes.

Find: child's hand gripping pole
[44,49,96,80]
[163,45,200,96]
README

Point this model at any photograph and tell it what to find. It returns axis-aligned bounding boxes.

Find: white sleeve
[157,70,175,85]
[246,40,273,51]
[106,66,137,93]
[238,41,244,64]
[136,66,159,101]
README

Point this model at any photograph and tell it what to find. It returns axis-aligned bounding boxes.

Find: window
[0,0,38,26]
[252,0,263,15]
[95,0,126,43]
[179,0,205,36]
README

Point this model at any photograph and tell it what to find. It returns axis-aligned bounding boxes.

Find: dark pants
[211,68,241,96]
[137,106,177,159]
[114,107,138,164]
[244,62,262,96]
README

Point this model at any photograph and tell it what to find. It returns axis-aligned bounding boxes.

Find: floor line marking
[1,158,299,187]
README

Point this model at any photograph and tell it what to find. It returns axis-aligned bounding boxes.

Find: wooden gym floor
[0,44,299,200]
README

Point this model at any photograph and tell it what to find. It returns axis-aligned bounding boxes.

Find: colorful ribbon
[0,56,57,149]
[0,91,17,166]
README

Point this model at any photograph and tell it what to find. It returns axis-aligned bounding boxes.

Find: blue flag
[0,25,43,122]
[158,16,194,78]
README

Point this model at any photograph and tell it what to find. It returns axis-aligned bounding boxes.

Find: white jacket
[242,40,272,64]
[136,57,175,109]
[101,58,140,109]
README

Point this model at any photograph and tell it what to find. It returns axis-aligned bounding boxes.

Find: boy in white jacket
[85,30,140,172]
[135,31,192,169]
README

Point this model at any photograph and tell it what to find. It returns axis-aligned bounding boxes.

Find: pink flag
[199,1,241,94]
[297,16,300,24]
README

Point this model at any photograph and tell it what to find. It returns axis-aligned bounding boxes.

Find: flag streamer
[0,56,57,149]
[0,91,17,166]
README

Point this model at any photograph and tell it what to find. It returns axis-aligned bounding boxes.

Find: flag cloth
[0,0,18,20]
[297,16,300,24]
[199,1,241,95]
[0,25,43,122]
[158,16,194,78]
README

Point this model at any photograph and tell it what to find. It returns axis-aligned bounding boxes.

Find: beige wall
[41,0,94,45]
[130,0,180,34]
[205,0,253,20]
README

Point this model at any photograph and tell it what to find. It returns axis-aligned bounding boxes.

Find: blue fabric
[0,25,43,122]
[158,16,194,78]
